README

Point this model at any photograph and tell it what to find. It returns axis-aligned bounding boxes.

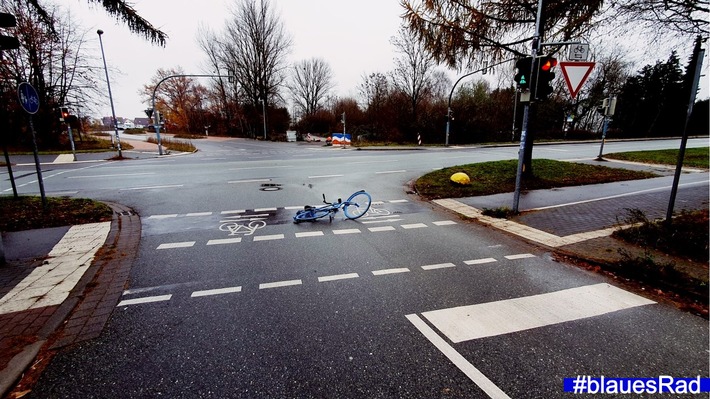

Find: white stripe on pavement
[117,295,172,307]
[421,283,655,343]
[406,314,511,399]
[421,263,456,271]
[464,258,497,265]
[372,268,410,276]
[318,273,360,282]
[157,242,195,249]
[191,287,242,298]
[206,238,242,245]
[259,280,302,289]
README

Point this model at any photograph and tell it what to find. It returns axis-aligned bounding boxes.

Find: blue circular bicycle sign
[17,82,40,114]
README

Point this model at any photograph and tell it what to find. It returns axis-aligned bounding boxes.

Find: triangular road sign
[560,62,595,99]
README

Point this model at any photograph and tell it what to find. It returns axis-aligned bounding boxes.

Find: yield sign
[560,62,595,99]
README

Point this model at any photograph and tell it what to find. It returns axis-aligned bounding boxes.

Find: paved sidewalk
[0,202,140,397]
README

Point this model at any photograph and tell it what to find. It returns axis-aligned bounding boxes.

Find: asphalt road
[3,138,708,398]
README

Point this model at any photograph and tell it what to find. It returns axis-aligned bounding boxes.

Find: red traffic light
[540,57,558,72]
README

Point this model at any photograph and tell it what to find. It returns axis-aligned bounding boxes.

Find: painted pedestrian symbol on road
[17,82,40,114]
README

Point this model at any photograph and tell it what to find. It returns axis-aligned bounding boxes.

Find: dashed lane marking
[117,254,539,307]
[295,231,324,238]
[155,219,458,249]
[253,234,285,242]
[207,238,242,246]
[421,263,456,271]
[318,273,360,282]
[368,226,396,232]
[191,287,242,298]
[372,267,410,276]
[259,280,302,289]
[117,295,172,307]
[464,258,498,265]
[504,253,536,260]
[157,242,195,249]
[333,229,361,235]
[401,223,428,229]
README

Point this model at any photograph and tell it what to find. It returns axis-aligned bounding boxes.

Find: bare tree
[390,26,438,136]
[140,67,206,133]
[400,0,707,70]
[1,0,102,145]
[288,58,335,118]
[221,0,292,108]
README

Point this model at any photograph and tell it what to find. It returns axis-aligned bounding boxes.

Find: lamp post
[96,29,122,158]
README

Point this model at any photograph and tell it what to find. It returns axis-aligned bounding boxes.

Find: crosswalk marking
[253,234,285,242]
[421,263,456,270]
[402,223,427,229]
[420,283,655,343]
[295,231,324,238]
[118,295,172,307]
[368,226,396,232]
[505,253,535,260]
[333,229,361,235]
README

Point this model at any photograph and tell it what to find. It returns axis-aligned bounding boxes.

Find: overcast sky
[70,0,707,120]
[74,0,410,119]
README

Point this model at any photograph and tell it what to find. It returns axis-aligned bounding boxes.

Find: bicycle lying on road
[293,190,372,223]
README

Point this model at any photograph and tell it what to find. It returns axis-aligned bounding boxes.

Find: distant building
[134,118,151,128]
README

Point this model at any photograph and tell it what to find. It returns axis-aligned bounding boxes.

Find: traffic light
[60,107,70,121]
[514,57,533,91]
[534,56,557,100]
[0,13,20,50]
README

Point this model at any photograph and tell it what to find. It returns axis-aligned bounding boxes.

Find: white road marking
[318,273,360,282]
[362,218,403,224]
[284,206,304,210]
[221,210,246,214]
[308,174,344,179]
[433,220,457,226]
[422,283,655,343]
[228,179,272,184]
[253,234,285,241]
[295,231,324,238]
[254,207,277,212]
[402,223,427,229]
[333,229,361,235]
[186,212,212,217]
[464,258,497,265]
[368,226,396,232]
[505,253,536,260]
[148,214,178,219]
[375,170,407,174]
[157,242,195,249]
[68,172,155,179]
[207,238,242,245]
[372,268,410,276]
[191,287,242,297]
[259,280,302,289]
[406,314,511,399]
[117,295,172,307]
[121,185,183,191]
[421,263,456,270]
[389,199,409,203]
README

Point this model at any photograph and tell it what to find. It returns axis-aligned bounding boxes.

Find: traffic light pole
[513,0,543,213]
[152,74,231,155]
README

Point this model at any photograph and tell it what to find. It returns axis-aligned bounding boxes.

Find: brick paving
[0,202,140,397]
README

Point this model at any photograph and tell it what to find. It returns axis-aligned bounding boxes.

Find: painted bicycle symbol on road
[219,212,269,236]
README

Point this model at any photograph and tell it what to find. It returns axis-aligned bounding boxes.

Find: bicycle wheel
[343,191,371,220]
[294,208,331,223]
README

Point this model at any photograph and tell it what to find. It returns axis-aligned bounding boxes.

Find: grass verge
[605,147,709,169]
[0,196,113,231]
[415,159,657,199]
[146,136,197,152]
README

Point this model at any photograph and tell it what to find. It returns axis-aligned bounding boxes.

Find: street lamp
[96,29,122,158]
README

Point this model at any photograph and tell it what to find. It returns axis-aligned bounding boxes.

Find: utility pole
[513,0,544,213]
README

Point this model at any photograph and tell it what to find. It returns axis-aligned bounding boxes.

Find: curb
[0,202,140,398]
